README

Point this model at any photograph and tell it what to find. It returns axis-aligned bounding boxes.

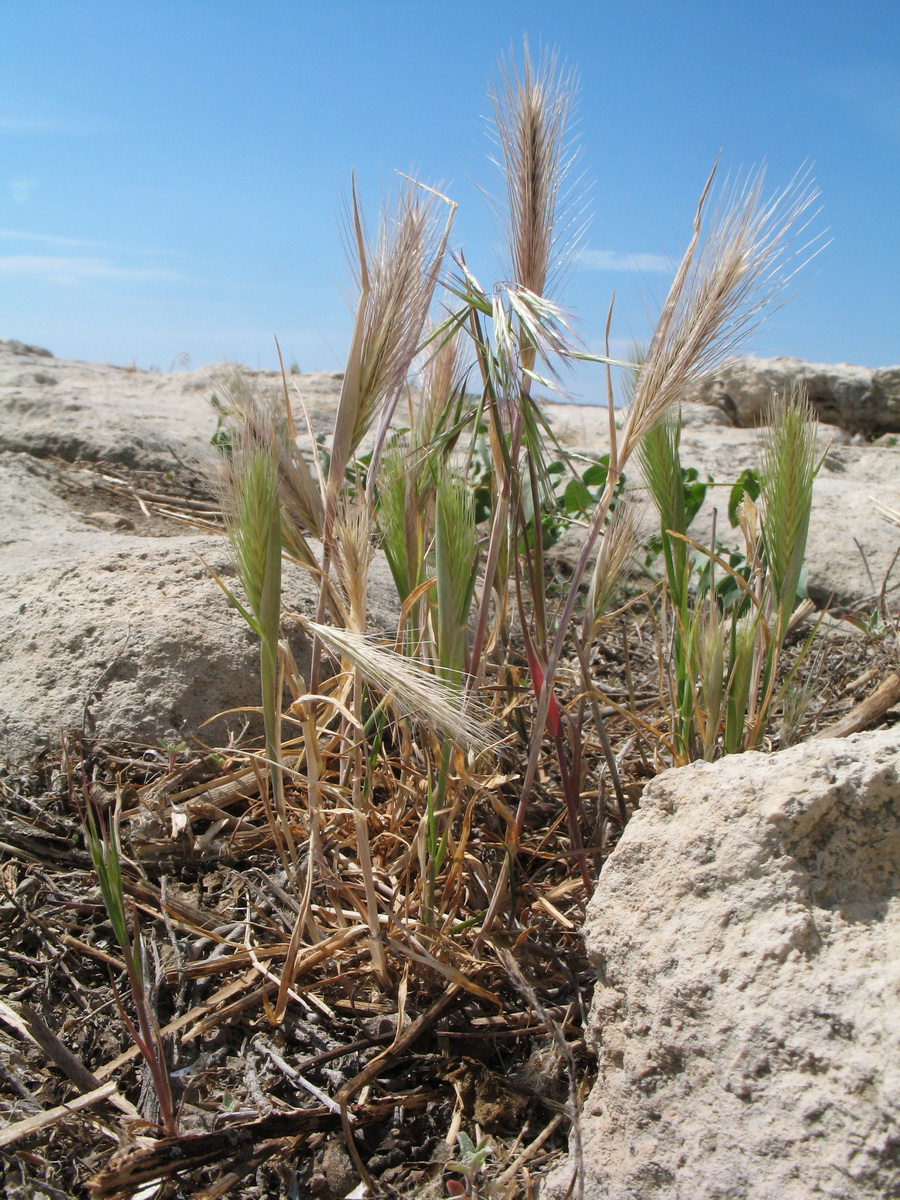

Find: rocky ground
[0,339,898,1199]
[2,340,899,765]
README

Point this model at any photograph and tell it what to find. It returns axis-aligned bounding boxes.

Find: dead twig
[815,671,900,739]
[0,1081,119,1150]
[18,1004,142,1121]
[86,1091,434,1197]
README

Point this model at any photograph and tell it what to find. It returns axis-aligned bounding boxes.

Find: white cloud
[0,114,114,136]
[579,249,671,273]
[9,177,35,203]
[0,255,180,284]
[0,229,120,249]
[0,230,180,260]
[0,116,62,134]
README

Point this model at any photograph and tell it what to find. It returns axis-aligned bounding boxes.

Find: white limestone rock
[684,355,900,437]
[0,342,406,764]
[0,542,399,766]
[547,728,900,1199]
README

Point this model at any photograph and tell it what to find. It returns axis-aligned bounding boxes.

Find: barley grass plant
[640,384,822,760]
[216,427,300,875]
[206,43,821,952]
[64,40,833,1198]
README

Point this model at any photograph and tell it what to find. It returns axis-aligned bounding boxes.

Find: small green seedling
[446,1131,493,1198]
[157,738,187,774]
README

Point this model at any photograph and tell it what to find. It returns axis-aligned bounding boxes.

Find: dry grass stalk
[620,165,821,460]
[330,177,455,497]
[489,39,582,302]
[293,616,489,752]
[0,1081,120,1150]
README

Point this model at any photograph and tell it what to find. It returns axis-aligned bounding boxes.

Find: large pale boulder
[0,451,400,764]
[548,728,900,1199]
[0,515,269,761]
[684,355,900,437]
[0,341,399,765]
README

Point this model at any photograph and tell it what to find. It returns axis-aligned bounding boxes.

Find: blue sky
[1,1,897,402]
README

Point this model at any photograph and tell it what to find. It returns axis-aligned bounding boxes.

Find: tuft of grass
[639,385,821,760]
[200,38,824,1040]
[76,767,177,1135]
[216,431,299,873]
[49,42,843,1199]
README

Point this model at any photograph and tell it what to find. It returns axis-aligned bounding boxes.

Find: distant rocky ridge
[0,337,346,470]
[681,355,900,438]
